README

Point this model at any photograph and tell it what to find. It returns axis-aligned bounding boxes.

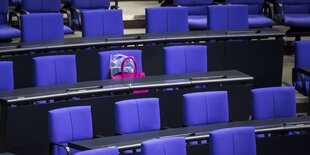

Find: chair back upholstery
[33,55,77,86]
[21,13,64,42]
[98,50,142,80]
[22,0,61,12]
[210,127,256,155]
[174,0,212,15]
[115,98,160,134]
[146,7,188,33]
[208,5,249,30]
[0,0,8,24]
[75,147,119,155]
[251,86,296,120]
[164,45,207,75]
[226,0,265,14]
[0,61,14,91]
[276,0,310,14]
[183,91,229,126]
[141,137,187,155]
[295,40,310,83]
[81,9,123,37]
[72,0,110,9]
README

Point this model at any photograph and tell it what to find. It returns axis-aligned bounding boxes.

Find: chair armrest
[60,8,72,27]
[265,2,275,19]
[275,3,284,23]
[70,7,82,28]
[8,10,21,28]
[293,67,308,94]
[49,142,72,155]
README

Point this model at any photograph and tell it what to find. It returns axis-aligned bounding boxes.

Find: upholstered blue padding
[33,55,77,87]
[10,0,21,5]
[164,45,207,75]
[0,61,14,91]
[75,147,119,155]
[226,0,264,14]
[0,25,21,39]
[174,0,212,6]
[0,14,6,24]
[115,98,160,134]
[72,0,110,9]
[210,127,256,155]
[81,9,123,37]
[295,40,310,95]
[0,0,8,14]
[21,13,64,42]
[248,15,275,28]
[251,87,296,120]
[183,91,229,126]
[208,5,248,30]
[98,50,142,80]
[141,137,186,155]
[188,15,208,30]
[22,0,61,12]
[64,25,74,34]
[284,14,310,27]
[146,7,188,33]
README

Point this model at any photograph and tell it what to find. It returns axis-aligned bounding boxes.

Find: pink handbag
[111,56,149,94]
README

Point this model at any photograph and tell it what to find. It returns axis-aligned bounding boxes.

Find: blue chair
[146,7,188,33]
[141,137,187,155]
[98,50,142,80]
[208,5,249,30]
[75,147,118,155]
[21,13,64,42]
[115,98,160,134]
[251,86,296,120]
[174,0,213,30]
[163,45,207,75]
[226,0,275,28]
[0,0,21,41]
[48,106,93,155]
[0,61,14,91]
[33,55,77,87]
[209,127,256,155]
[293,40,310,96]
[81,9,123,37]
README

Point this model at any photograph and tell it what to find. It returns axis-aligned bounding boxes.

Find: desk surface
[69,116,310,151]
[0,70,253,105]
[0,29,285,55]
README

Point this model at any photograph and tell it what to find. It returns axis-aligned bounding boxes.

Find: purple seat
[33,55,77,87]
[226,0,274,28]
[141,137,187,155]
[294,40,310,96]
[146,7,188,33]
[208,5,249,30]
[81,9,123,37]
[174,0,213,30]
[210,127,256,155]
[98,50,142,80]
[0,61,14,91]
[115,98,160,134]
[21,13,64,42]
[75,147,118,155]
[251,86,296,120]
[163,45,207,75]
[0,0,21,40]
[48,106,93,155]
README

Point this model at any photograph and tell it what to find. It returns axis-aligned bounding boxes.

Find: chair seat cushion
[64,25,73,34]
[248,15,274,28]
[284,14,310,27]
[0,25,21,39]
[188,15,207,30]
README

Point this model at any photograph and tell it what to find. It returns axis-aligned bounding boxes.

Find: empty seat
[0,0,21,41]
[33,55,77,87]
[209,127,256,155]
[48,106,93,155]
[146,7,188,33]
[75,147,118,155]
[208,5,249,30]
[163,45,207,75]
[81,9,123,37]
[0,61,14,91]
[141,137,187,155]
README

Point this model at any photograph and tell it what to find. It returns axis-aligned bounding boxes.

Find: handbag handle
[120,56,138,76]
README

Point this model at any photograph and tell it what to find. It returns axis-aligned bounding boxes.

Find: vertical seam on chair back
[184,47,188,73]
[40,15,44,41]
[136,99,141,132]
[165,9,169,32]
[101,12,105,36]
[53,56,58,84]
[204,93,209,124]
[90,0,93,9]
[272,89,277,118]
[226,7,229,30]
[232,131,236,155]
[162,141,167,155]
[68,107,74,141]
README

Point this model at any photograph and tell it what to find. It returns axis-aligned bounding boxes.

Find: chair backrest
[71,0,110,9]
[251,86,296,120]
[22,0,61,12]
[183,91,229,126]
[81,9,123,37]
[33,55,77,87]
[48,106,93,143]
[208,5,249,30]
[174,0,212,15]
[98,50,142,80]
[75,147,118,155]
[0,61,14,91]
[21,13,64,42]
[164,45,207,75]
[0,0,8,24]
[210,127,256,155]
[141,137,187,155]
[146,7,188,33]
[226,0,264,14]
[295,40,310,83]
[276,0,310,14]
[115,98,160,134]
